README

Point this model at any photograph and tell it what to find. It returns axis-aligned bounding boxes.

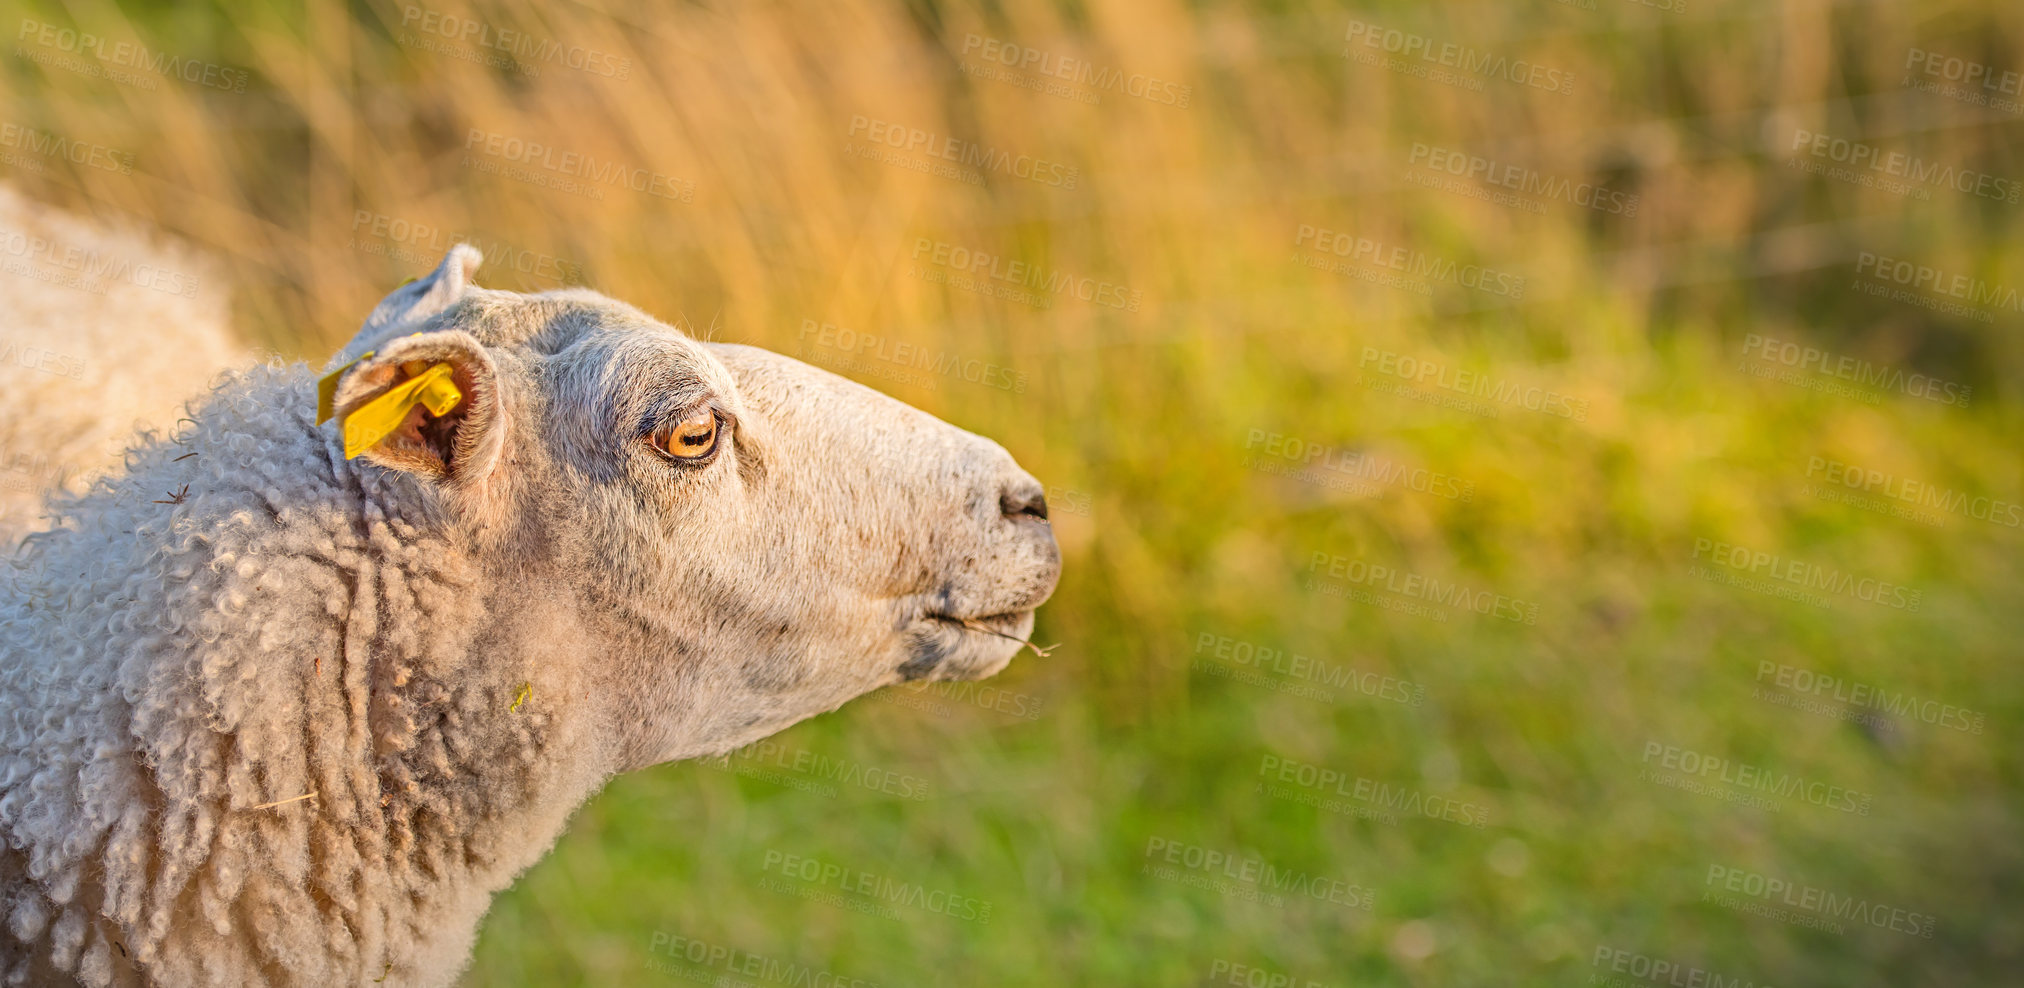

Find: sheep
[0,186,242,548]
[0,244,1062,987]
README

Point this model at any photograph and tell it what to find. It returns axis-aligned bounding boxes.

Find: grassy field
[5,0,2023,984]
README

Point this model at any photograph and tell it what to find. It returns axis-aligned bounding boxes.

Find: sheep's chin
[899,610,1035,682]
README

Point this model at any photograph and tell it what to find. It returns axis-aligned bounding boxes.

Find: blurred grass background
[6,0,2023,984]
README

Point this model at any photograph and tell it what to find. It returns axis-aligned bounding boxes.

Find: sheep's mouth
[929,610,1026,634]
[925,611,1050,656]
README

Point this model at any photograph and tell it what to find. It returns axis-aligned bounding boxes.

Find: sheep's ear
[332,244,483,365]
[325,330,509,486]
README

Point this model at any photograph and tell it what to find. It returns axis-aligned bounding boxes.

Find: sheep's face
[327,247,1061,766]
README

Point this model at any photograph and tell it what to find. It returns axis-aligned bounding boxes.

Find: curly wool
[0,363,599,987]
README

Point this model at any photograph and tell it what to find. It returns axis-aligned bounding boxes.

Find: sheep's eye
[653,409,720,462]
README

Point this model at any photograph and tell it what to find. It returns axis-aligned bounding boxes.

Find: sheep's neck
[332,481,616,983]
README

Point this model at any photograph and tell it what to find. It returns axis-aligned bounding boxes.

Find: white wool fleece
[0,363,600,987]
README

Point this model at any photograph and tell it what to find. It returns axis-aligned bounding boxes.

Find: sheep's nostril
[999,484,1048,521]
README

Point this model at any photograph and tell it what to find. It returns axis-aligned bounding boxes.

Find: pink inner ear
[332,330,505,488]
[365,361,478,475]
[386,403,435,455]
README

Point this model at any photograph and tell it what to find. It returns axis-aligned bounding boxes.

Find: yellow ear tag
[316,351,372,425]
[341,362,463,460]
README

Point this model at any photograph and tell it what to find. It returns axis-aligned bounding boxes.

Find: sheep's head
[324,246,1061,768]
